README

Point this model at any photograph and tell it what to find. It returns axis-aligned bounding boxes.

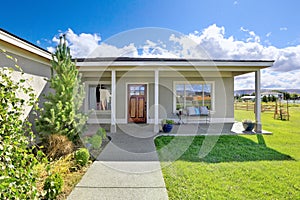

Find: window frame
[173,81,215,113]
[85,81,112,113]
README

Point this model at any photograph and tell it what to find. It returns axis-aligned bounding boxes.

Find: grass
[155,106,300,199]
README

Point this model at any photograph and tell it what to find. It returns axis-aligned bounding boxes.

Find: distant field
[155,107,300,199]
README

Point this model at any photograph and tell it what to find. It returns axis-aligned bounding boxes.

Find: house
[0,29,274,133]
[76,57,274,133]
[0,28,51,120]
[241,95,256,101]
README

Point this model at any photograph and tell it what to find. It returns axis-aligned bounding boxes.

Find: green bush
[96,127,107,139]
[43,173,63,200]
[162,119,175,125]
[89,135,102,149]
[75,148,90,166]
[0,49,43,199]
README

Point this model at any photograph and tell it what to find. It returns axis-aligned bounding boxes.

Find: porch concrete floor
[83,122,272,137]
[161,122,272,136]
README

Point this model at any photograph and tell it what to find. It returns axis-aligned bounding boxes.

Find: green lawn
[155,107,300,199]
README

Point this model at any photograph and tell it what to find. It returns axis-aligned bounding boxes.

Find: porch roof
[75,57,274,76]
[75,57,274,62]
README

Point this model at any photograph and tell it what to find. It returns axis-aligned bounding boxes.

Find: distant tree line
[261,95,277,103]
[275,91,299,101]
[235,91,300,103]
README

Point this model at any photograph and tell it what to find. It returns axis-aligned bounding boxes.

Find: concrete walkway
[68,124,168,200]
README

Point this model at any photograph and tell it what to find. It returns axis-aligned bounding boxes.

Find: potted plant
[242,119,255,131]
[162,119,175,133]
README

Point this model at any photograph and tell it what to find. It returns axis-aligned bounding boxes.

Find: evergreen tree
[284,92,291,100]
[36,35,87,143]
[262,95,268,103]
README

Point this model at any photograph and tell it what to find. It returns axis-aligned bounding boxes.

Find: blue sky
[1,0,300,89]
[2,0,299,48]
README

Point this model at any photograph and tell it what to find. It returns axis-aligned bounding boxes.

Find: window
[129,85,145,95]
[174,82,213,111]
[89,84,111,111]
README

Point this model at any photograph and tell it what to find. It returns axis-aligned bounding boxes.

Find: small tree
[36,35,87,143]
[262,95,268,103]
[271,95,277,102]
[291,93,298,100]
[283,92,291,100]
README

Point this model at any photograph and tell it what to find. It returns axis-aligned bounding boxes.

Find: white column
[111,69,117,133]
[154,69,159,133]
[255,70,262,133]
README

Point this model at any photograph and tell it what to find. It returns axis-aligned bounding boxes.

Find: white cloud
[233,1,238,5]
[47,25,300,89]
[240,27,248,32]
[89,43,138,57]
[266,32,272,37]
[240,27,260,42]
[171,25,300,72]
[47,46,56,53]
[235,69,300,90]
[280,27,288,31]
[138,40,178,58]
[48,29,140,58]
[167,24,300,88]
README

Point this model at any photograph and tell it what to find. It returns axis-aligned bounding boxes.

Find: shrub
[89,135,102,149]
[162,119,175,125]
[43,173,64,200]
[166,119,175,124]
[96,127,107,139]
[75,148,90,166]
[0,49,42,199]
[45,134,74,160]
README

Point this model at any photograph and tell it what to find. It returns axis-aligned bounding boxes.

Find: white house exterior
[0,29,274,133]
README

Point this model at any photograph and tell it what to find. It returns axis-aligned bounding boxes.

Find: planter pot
[243,122,255,131]
[163,124,173,133]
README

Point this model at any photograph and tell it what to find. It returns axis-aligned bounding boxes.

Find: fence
[234,102,276,112]
[234,101,291,120]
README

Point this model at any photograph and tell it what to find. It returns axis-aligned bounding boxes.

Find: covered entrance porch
[78,58,274,134]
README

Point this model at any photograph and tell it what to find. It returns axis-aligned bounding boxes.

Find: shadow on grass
[155,135,294,163]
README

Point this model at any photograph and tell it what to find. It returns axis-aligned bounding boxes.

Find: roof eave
[76,59,274,69]
[0,28,52,60]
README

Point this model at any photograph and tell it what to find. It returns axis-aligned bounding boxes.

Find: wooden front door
[128,84,147,123]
